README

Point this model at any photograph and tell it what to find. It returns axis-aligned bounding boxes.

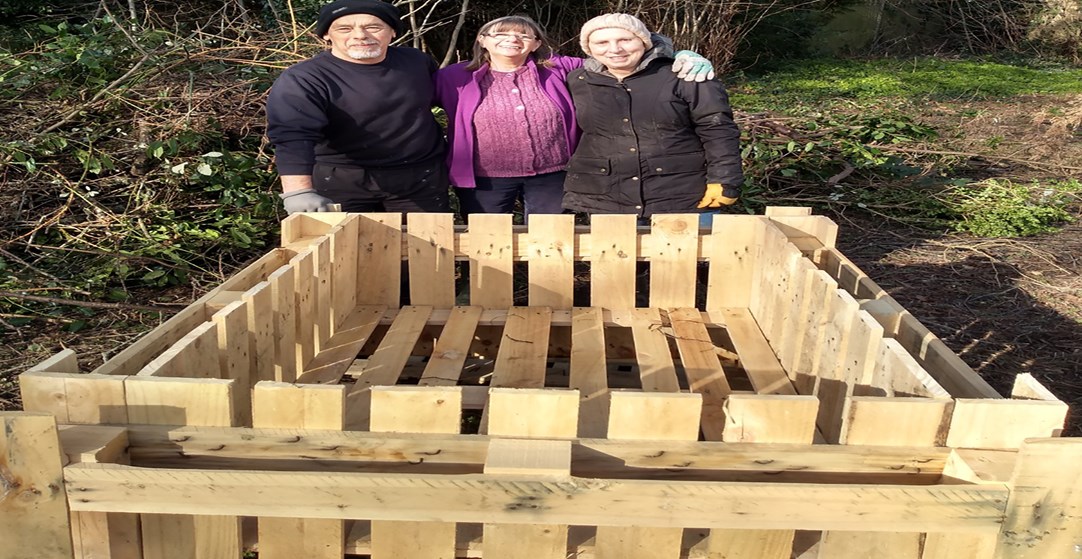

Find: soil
[1,94,1079,436]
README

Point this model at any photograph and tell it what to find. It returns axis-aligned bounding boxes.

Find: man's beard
[347,45,384,60]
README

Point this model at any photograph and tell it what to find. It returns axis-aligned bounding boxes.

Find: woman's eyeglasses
[485,32,536,42]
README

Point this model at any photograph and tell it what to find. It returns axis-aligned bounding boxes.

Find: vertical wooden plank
[705,397,819,558]
[407,213,456,308]
[137,321,219,377]
[486,388,579,438]
[313,236,333,351]
[370,386,461,559]
[775,264,816,381]
[343,306,433,430]
[721,394,819,443]
[468,213,514,308]
[331,215,360,328]
[268,264,297,382]
[125,376,241,559]
[994,439,1082,558]
[242,281,276,384]
[923,533,997,559]
[794,271,837,396]
[840,397,953,446]
[946,400,1068,449]
[606,391,702,441]
[669,307,730,441]
[0,413,74,559]
[748,221,792,339]
[369,386,462,434]
[253,382,346,559]
[629,308,679,392]
[291,249,317,373]
[819,532,923,559]
[527,214,575,309]
[19,371,128,424]
[570,307,609,438]
[490,306,552,389]
[648,214,699,309]
[420,306,484,386]
[356,213,403,307]
[589,214,637,310]
[25,348,79,373]
[598,390,698,559]
[483,410,573,558]
[815,289,859,443]
[212,300,251,426]
[705,215,763,310]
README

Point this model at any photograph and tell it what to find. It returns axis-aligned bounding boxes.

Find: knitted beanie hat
[315,0,404,37]
[579,13,651,54]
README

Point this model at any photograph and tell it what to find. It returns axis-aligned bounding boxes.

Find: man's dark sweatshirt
[266,48,445,176]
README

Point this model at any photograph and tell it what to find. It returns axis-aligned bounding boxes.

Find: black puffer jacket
[563,54,742,217]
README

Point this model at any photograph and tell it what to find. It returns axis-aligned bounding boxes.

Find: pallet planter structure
[7,208,1079,559]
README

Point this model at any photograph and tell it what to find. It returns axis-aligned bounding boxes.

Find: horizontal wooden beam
[119,425,954,483]
[64,462,1007,532]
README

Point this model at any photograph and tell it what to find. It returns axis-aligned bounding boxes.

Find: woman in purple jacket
[434,15,712,221]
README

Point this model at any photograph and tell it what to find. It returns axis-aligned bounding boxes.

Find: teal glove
[672,50,716,82]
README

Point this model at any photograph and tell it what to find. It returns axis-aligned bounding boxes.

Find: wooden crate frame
[9,208,1077,559]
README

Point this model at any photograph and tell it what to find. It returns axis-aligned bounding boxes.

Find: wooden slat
[768,215,839,248]
[775,263,818,380]
[819,531,922,559]
[344,306,433,430]
[212,299,251,425]
[588,214,637,309]
[482,439,571,558]
[720,308,796,395]
[994,438,1081,558]
[468,213,514,308]
[748,220,792,342]
[296,305,386,385]
[721,394,819,444]
[761,248,808,348]
[420,306,483,386]
[0,413,74,559]
[330,215,360,327]
[668,307,730,440]
[253,382,346,559]
[486,388,579,438]
[370,386,461,559]
[815,288,861,443]
[19,371,128,424]
[91,250,289,376]
[570,307,609,438]
[355,213,403,307]
[291,249,317,372]
[268,264,297,382]
[136,321,219,377]
[526,213,575,308]
[629,308,679,392]
[606,391,702,442]
[313,235,333,352]
[841,397,953,447]
[26,348,79,373]
[794,270,837,395]
[648,214,699,308]
[58,426,141,558]
[600,380,703,559]
[946,399,1068,450]
[491,306,552,389]
[242,281,275,385]
[873,338,951,398]
[705,215,763,310]
[125,376,242,559]
[406,213,456,307]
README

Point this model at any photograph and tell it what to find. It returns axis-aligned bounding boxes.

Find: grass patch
[730,57,1082,110]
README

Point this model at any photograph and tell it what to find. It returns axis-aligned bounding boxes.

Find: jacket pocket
[565,156,613,194]
[644,152,706,176]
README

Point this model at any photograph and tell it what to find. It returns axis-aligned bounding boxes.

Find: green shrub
[939,179,1080,237]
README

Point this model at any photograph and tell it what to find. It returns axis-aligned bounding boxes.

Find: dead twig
[0,290,183,314]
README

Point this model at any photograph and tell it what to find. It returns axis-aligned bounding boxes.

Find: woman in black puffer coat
[563,13,743,219]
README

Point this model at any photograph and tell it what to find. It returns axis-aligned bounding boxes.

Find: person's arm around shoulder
[678,77,743,205]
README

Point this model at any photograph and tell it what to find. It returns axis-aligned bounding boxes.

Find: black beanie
[314,0,404,37]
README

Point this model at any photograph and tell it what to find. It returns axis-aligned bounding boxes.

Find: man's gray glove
[280,188,334,214]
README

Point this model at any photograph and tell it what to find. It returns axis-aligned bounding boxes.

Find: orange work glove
[696,183,738,208]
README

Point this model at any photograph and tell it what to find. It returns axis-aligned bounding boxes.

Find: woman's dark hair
[465,15,555,71]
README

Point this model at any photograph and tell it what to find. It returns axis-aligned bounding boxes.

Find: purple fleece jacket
[435,55,583,188]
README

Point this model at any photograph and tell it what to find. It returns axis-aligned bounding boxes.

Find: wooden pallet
[10,208,1076,559]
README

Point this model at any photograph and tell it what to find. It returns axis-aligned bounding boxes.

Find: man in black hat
[267,0,450,214]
